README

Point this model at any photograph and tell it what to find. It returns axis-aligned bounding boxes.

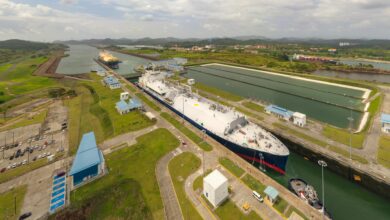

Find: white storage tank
[203,170,228,207]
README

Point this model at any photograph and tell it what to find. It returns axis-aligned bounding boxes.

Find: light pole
[318,160,327,220]
[347,100,354,162]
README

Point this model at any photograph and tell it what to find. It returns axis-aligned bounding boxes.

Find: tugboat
[288,178,332,219]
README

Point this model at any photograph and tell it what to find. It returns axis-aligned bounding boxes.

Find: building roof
[116,98,142,111]
[264,186,279,200]
[204,170,227,188]
[69,132,104,175]
[104,75,120,85]
[292,112,306,118]
[266,105,294,118]
[381,113,390,123]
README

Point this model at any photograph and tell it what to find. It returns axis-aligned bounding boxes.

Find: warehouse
[69,132,105,188]
[265,105,294,121]
[102,75,121,89]
[116,98,142,114]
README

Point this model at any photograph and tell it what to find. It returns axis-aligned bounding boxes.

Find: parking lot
[0,101,68,174]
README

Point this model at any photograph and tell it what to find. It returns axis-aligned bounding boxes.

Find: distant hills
[55,37,390,48]
[0,39,52,50]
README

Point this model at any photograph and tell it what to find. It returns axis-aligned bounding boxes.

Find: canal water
[339,59,390,71]
[314,70,390,84]
[185,64,366,129]
[268,152,390,220]
[56,44,148,75]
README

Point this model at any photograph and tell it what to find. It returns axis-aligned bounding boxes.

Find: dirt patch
[33,50,65,79]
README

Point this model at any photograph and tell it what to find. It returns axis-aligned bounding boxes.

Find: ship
[288,178,332,218]
[137,70,289,174]
[98,50,120,69]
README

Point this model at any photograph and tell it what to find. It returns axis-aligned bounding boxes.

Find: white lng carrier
[138,70,289,174]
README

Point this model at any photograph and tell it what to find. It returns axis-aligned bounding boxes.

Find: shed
[264,186,279,205]
[103,75,121,89]
[381,113,390,133]
[145,112,156,120]
[203,170,229,207]
[69,132,105,188]
[120,92,129,100]
[116,98,142,115]
[292,112,306,127]
[265,105,293,121]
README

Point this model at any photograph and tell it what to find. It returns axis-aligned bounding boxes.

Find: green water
[185,64,366,128]
[268,152,390,220]
[340,59,390,71]
[56,44,148,75]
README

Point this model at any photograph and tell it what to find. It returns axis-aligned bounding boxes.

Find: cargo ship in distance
[98,50,120,69]
[138,70,289,174]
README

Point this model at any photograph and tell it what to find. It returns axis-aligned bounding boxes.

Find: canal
[56,44,148,75]
[56,46,389,220]
[314,70,390,84]
[184,64,367,129]
[268,152,390,220]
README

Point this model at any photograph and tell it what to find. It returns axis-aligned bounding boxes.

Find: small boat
[288,178,332,219]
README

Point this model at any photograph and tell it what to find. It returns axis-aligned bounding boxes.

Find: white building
[187,78,195,85]
[292,112,306,127]
[120,92,129,101]
[381,113,390,133]
[203,170,228,207]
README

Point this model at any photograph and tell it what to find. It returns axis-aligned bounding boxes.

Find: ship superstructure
[138,70,289,174]
[98,50,120,69]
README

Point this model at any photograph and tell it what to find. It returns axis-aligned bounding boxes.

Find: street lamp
[347,100,354,161]
[318,160,327,220]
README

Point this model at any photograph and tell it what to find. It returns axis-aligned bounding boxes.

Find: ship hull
[137,83,288,174]
[98,59,119,69]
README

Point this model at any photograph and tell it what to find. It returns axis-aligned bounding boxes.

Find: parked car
[22,160,27,165]
[11,163,16,168]
[56,171,66,177]
[252,191,263,202]
[19,212,32,220]
[0,167,6,173]
[10,155,14,160]
[37,155,42,159]
[32,156,37,161]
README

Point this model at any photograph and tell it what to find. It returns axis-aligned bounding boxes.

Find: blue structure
[115,98,142,114]
[103,75,121,89]
[49,173,67,213]
[265,105,294,120]
[69,132,105,187]
[381,113,390,133]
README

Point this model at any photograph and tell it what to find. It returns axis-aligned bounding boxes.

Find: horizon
[0,0,389,41]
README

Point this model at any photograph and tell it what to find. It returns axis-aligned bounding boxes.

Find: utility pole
[318,160,327,220]
[347,102,354,162]
[202,129,206,175]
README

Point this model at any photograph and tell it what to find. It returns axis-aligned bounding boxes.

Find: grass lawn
[285,205,308,220]
[69,128,179,219]
[236,106,264,121]
[161,112,213,151]
[219,157,245,177]
[193,169,212,191]
[377,136,390,168]
[0,109,47,132]
[0,159,48,184]
[242,101,265,112]
[322,125,365,149]
[169,152,202,220]
[64,74,155,154]
[273,198,289,214]
[192,81,243,102]
[213,199,262,220]
[273,123,368,164]
[125,84,137,93]
[136,92,161,111]
[241,174,266,196]
[0,185,27,220]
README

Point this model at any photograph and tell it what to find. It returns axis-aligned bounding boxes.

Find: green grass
[0,109,47,132]
[125,84,137,93]
[135,92,161,111]
[193,169,212,191]
[273,198,289,214]
[242,101,265,112]
[236,106,264,121]
[169,152,202,220]
[0,159,48,184]
[53,179,152,220]
[213,199,262,220]
[0,63,12,73]
[70,128,179,219]
[161,112,213,151]
[241,174,266,196]
[273,122,368,164]
[285,205,308,220]
[193,82,243,102]
[219,157,245,177]
[322,125,365,149]
[0,185,27,220]
[377,136,390,168]
[64,74,155,154]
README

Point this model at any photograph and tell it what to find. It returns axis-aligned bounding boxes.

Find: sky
[0,0,389,41]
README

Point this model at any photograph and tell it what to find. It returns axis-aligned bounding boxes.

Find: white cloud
[0,0,389,41]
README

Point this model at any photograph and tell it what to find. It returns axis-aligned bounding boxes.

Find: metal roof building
[265,105,294,121]
[381,113,390,133]
[264,185,279,205]
[115,98,142,114]
[103,75,121,89]
[69,132,105,188]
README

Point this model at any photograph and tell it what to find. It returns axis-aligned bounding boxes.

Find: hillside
[0,39,51,50]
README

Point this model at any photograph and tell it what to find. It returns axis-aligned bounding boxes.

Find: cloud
[0,0,389,41]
